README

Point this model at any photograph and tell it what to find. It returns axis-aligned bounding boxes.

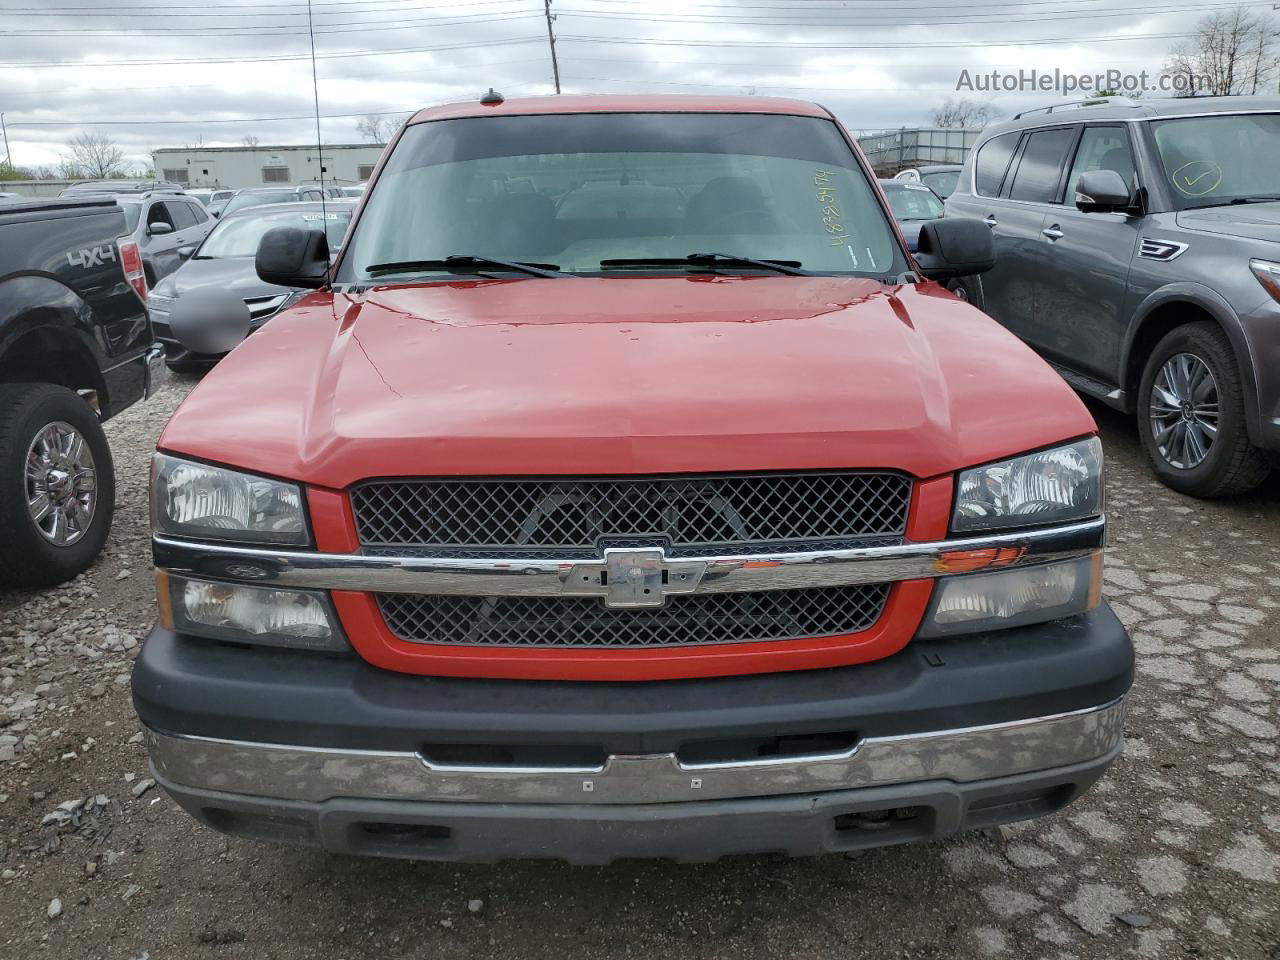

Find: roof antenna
[306,0,328,225]
[480,88,504,106]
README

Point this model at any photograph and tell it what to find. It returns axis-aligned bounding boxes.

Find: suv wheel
[0,384,116,587]
[1137,322,1269,497]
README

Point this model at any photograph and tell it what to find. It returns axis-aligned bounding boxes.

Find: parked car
[0,191,24,203]
[149,199,356,370]
[60,179,183,197]
[115,192,215,287]
[947,95,1280,496]
[878,179,945,252]
[0,196,164,586]
[894,164,963,199]
[218,185,328,218]
[185,188,234,209]
[340,183,366,198]
[134,94,1132,865]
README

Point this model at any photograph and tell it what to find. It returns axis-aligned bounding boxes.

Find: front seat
[685,176,779,234]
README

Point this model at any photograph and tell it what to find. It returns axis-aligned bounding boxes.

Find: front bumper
[134,605,1132,862]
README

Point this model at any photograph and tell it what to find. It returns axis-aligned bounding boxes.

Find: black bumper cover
[133,605,1133,755]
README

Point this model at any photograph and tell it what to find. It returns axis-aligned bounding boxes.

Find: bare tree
[355,113,388,143]
[1164,6,1278,96]
[930,97,996,128]
[242,135,260,148]
[63,132,126,179]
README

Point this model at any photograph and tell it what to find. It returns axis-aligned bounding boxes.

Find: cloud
[0,0,1209,169]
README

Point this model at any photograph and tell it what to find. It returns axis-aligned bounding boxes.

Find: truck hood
[1175,201,1280,243]
[159,276,1095,487]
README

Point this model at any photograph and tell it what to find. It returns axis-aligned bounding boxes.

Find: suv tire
[0,384,116,587]
[1137,322,1270,497]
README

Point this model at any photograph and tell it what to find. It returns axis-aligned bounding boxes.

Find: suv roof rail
[1012,96,1140,120]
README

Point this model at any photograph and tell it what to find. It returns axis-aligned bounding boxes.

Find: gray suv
[947,96,1280,497]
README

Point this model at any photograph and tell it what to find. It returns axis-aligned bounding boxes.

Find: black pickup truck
[0,196,166,587]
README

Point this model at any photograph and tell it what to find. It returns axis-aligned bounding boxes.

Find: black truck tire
[0,383,116,588]
[1137,322,1270,498]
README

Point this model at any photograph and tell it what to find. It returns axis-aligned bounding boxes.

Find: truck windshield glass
[197,208,352,259]
[338,112,905,280]
[1152,113,1280,209]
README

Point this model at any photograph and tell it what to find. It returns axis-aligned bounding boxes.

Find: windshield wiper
[1228,196,1280,205]
[599,253,809,276]
[365,255,564,278]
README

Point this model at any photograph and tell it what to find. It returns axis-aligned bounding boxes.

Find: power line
[0,35,542,68]
[0,11,543,38]
[557,30,1195,49]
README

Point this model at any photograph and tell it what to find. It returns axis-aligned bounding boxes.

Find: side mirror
[164,288,251,355]
[1074,170,1133,213]
[256,226,330,289]
[148,222,174,236]
[210,210,221,219]
[177,245,196,261]
[913,217,995,280]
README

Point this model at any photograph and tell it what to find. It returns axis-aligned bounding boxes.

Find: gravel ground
[1,376,1278,960]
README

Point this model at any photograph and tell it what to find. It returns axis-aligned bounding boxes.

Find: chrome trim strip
[153,516,1105,598]
[144,697,1126,805]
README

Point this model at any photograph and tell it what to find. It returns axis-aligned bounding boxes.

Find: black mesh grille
[377,584,891,648]
[351,473,912,556]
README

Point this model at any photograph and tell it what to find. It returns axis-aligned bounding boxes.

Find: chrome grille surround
[350,472,913,557]
[377,583,891,648]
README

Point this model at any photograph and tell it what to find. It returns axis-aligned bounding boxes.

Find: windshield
[337,112,906,281]
[119,201,141,233]
[1152,113,1280,209]
[883,185,943,221]
[222,190,297,216]
[196,207,352,258]
[919,171,959,198]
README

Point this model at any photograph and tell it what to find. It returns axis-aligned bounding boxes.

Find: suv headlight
[157,572,346,651]
[151,454,309,545]
[953,437,1102,533]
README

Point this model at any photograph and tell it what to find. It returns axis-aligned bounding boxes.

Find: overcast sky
[0,0,1259,171]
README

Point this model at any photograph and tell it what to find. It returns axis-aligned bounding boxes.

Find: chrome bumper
[152,515,1104,599]
[144,696,1125,806]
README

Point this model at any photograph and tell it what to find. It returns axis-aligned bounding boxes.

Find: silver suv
[947,96,1280,497]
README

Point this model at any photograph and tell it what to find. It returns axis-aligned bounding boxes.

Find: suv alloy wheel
[1137,322,1270,497]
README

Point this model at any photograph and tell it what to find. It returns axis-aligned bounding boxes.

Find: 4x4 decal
[67,244,118,269]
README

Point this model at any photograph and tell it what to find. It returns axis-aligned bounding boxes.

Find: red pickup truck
[135,95,1132,863]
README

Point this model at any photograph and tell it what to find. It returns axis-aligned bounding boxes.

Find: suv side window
[974,132,1019,197]
[1008,127,1077,203]
[168,202,197,230]
[146,201,175,231]
[1065,125,1137,200]
[186,200,209,224]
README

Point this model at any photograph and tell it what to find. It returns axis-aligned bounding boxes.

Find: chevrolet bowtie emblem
[564,548,708,608]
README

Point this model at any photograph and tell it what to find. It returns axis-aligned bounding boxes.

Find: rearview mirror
[1074,170,1133,213]
[913,218,995,280]
[256,226,330,289]
[165,288,251,355]
[148,222,174,236]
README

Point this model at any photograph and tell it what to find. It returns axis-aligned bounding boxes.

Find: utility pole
[1,113,11,171]
[544,0,561,94]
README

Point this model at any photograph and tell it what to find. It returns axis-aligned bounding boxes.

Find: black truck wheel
[1137,322,1270,498]
[0,383,115,587]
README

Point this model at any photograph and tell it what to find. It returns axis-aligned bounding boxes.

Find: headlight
[919,554,1101,637]
[1250,259,1280,303]
[151,454,308,545]
[953,437,1102,533]
[158,572,346,651]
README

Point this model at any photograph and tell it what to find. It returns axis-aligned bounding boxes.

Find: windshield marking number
[814,169,852,246]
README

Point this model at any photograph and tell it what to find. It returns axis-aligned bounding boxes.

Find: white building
[151,143,387,189]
